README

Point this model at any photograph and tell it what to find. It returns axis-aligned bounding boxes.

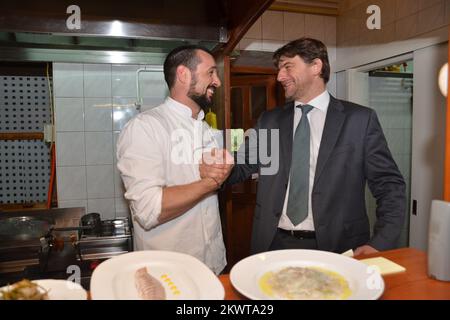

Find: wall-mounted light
[109,20,124,37]
[439,63,448,97]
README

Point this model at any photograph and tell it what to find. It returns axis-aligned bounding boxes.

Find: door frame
[341,46,449,251]
[222,65,282,269]
[337,52,414,247]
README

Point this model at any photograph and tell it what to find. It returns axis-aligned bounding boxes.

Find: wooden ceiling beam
[270,1,339,16]
[215,0,275,57]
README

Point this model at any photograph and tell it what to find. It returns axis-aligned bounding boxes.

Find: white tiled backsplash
[367,75,413,248]
[54,63,167,219]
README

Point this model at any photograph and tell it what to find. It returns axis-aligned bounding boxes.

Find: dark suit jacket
[227,95,406,254]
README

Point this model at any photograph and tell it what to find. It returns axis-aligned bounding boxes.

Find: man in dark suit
[201,38,406,256]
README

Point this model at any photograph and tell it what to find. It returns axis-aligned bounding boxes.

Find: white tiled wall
[53,63,84,97]
[54,98,84,131]
[367,75,413,247]
[56,166,87,200]
[84,98,112,132]
[56,132,85,166]
[54,63,167,219]
[84,64,112,98]
[112,64,140,97]
[85,132,113,165]
[113,97,139,130]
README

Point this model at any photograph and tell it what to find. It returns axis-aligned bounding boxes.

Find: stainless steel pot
[0,216,52,241]
[0,213,102,241]
[79,212,102,237]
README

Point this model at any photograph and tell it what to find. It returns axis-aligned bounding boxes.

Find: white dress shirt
[278,90,330,231]
[116,97,226,274]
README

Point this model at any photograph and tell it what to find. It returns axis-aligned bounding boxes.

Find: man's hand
[354,245,379,257]
[200,149,234,187]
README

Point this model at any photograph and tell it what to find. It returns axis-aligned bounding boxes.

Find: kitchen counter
[219,248,450,300]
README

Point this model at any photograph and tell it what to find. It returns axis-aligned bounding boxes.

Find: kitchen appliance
[428,200,450,281]
[0,207,133,289]
[79,212,102,237]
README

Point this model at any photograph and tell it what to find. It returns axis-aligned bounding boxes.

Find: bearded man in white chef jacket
[116,45,234,274]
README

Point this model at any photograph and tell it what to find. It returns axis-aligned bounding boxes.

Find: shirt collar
[166,97,205,121]
[295,90,330,113]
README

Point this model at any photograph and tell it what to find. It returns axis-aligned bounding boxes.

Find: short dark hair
[273,38,330,83]
[163,45,213,89]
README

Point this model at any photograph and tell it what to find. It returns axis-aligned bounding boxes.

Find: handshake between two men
[200,148,234,189]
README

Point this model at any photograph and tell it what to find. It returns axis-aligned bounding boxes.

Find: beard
[188,91,212,111]
[188,74,214,111]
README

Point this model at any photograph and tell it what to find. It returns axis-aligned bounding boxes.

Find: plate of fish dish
[90,251,224,300]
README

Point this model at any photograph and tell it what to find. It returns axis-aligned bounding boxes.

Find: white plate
[90,251,225,300]
[1,279,87,300]
[34,280,87,300]
[230,249,385,300]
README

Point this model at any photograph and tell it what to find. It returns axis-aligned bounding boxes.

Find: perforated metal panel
[0,76,51,204]
[0,76,50,132]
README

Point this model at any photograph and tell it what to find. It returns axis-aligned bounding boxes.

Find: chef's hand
[354,245,379,257]
[200,148,234,187]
